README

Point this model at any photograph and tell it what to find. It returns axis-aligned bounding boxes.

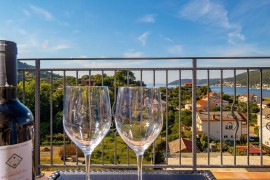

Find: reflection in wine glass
[63,86,111,180]
[114,87,163,180]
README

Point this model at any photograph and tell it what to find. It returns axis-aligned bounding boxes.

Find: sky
[1,0,270,83]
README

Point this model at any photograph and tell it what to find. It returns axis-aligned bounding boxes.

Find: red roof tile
[197,99,207,105]
[237,146,265,154]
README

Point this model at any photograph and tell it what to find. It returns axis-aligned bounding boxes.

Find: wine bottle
[0,40,34,180]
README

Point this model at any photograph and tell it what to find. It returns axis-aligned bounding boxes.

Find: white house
[257,108,270,148]
[262,127,270,147]
[256,100,270,110]
[238,94,256,103]
[196,111,250,141]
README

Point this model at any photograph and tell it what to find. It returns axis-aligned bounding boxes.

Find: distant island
[169,69,270,88]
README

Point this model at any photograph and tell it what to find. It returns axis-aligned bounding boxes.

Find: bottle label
[0,140,32,180]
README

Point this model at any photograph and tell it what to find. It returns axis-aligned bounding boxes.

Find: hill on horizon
[169,70,270,86]
[18,61,62,81]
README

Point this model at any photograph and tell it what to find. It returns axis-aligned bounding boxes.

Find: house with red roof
[169,138,200,153]
[196,99,229,111]
[236,146,265,156]
[238,94,256,103]
[184,82,192,88]
[196,111,250,141]
[196,99,208,111]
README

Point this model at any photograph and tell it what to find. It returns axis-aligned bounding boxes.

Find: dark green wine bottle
[0,40,34,179]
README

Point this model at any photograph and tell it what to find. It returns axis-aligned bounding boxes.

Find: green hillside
[169,69,270,86]
[225,70,270,86]
[18,61,62,81]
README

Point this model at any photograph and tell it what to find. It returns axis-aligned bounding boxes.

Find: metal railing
[17,57,270,176]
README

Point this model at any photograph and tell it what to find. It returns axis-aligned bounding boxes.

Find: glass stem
[136,154,143,180]
[85,153,91,180]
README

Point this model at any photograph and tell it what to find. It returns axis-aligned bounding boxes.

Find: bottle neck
[0,40,18,87]
[0,86,17,103]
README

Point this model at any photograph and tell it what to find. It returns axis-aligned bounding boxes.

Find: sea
[210,86,270,98]
[147,83,270,97]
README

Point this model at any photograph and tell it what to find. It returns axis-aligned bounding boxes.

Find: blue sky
[1,0,270,82]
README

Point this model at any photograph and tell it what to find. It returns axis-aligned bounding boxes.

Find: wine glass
[114,87,163,180]
[63,86,112,180]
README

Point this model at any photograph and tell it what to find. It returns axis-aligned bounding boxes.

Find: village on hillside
[167,81,270,165]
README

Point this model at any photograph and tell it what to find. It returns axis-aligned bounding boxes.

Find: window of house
[224,135,228,138]
[231,135,233,138]
[225,122,233,130]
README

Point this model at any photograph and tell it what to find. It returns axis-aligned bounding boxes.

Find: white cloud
[227,32,246,44]
[138,14,156,23]
[19,37,70,53]
[6,19,14,24]
[164,37,173,43]
[167,45,182,55]
[21,9,31,17]
[18,29,27,36]
[51,44,70,51]
[179,0,230,28]
[123,50,144,57]
[205,44,268,57]
[17,35,39,54]
[137,32,149,46]
[62,59,146,69]
[29,5,54,21]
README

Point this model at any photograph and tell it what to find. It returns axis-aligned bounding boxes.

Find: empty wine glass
[63,86,112,180]
[114,87,163,180]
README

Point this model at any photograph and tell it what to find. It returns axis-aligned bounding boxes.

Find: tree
[196,86,209,100]
[212,105,220,111]
[18,79,51,121]
[180,110,192,127]
[144,137,166,164]
[18,79,63,140]
[238,102,260,115]
[114,70,145,87]
[199,134,208,151]
[18,79,35,113]
[222,93,234,103]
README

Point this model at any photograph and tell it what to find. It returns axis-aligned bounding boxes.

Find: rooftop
[197,111,247,121]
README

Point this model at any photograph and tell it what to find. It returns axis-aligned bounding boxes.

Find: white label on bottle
[0,140,32,180]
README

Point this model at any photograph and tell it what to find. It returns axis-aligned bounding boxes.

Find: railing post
[34,59,44,178]
[192,58,197,170]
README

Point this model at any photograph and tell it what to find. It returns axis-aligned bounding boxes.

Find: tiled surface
[213,172,270,180]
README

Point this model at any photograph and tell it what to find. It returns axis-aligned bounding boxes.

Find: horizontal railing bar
[17,67,270,72]
[39,164,270,169]
[18,56,270,61]
[18,67,194,71]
